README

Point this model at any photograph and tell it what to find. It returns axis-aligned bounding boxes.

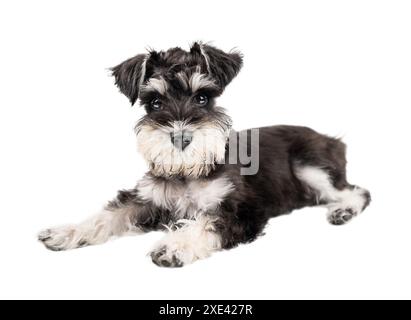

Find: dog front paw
[38,226,87,251]
[150,245,185,268]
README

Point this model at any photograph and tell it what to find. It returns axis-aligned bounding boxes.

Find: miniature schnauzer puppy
[38,42,371,267]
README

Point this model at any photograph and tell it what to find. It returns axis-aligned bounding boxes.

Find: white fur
[141,77,168,95]
[38,207,140,251]
[137,174,234,220]
[295,165,368,217]
[200,44,211,74]
[295,166,338,202]
[327,187,368,215]
[136,121,229,178]
[189,72,216,92]
[174,71,216,92]
[150,215,222,266]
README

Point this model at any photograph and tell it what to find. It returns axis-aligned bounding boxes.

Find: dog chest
[137,175,234,218]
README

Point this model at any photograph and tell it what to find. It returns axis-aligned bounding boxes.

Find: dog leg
[38,189,162,251]
[295,166,371,225]
[38,205,141,251]
[150,216,222,267]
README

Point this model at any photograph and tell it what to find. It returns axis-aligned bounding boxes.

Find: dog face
[111,43,243,178]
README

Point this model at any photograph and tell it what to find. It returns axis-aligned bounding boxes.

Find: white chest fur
[137,175,234,219]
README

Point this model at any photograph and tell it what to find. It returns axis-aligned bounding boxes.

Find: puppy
[38,42,371,267]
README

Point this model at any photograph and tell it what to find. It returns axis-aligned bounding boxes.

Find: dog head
[111,42,243,178]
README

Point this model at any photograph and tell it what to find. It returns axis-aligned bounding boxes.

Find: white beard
[136,121,230,178]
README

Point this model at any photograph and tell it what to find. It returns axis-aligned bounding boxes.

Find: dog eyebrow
[189,73,217,92]
[140,77,168,95]
[175,71,217,93]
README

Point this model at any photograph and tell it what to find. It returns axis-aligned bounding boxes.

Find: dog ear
[111,53,149,105]
[191,43,243,88]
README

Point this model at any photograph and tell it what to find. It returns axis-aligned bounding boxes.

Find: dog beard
[136,111,232,178]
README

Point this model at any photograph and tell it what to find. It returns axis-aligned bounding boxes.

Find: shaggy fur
[39,42,371,267]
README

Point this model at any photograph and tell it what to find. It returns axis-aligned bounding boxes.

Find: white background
[0,0,410,300]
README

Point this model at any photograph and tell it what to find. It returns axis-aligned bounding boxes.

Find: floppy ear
[111,53,149,105]
[192,43,243,88]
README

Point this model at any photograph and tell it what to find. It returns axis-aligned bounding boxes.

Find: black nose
[170,131,193,150]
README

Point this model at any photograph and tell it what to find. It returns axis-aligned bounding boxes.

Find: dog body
[39,43,371,267]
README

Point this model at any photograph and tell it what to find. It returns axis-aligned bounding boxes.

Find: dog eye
[150,98,162,110]
[193,94,209,107]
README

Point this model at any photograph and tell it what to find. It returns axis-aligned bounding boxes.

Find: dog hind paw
[327,207,357,225]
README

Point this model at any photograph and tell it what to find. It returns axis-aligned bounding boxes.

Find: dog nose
[170,131,193,150]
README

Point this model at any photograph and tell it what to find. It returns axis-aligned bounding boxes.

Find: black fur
[111,54,147,105]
